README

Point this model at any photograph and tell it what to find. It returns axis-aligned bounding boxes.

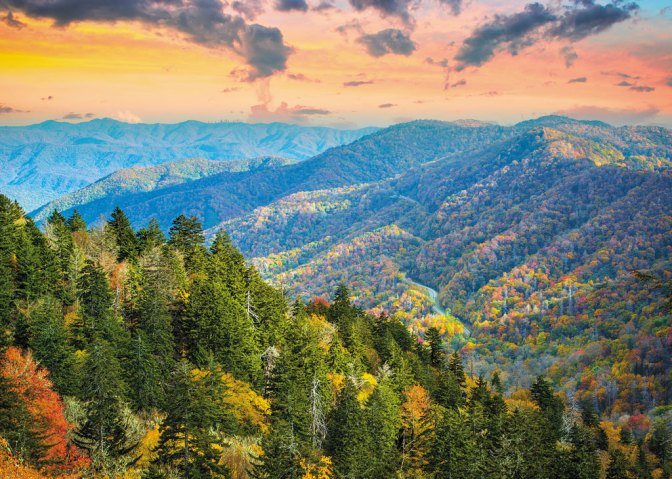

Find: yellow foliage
[221,373,271,434]
[327,372,345,396]
[357,373,377,403]
[135,424,161,467]
[219,436,262,479]
[300,455,334,479]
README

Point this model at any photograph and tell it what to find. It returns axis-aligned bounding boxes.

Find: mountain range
[0,119,377,210]
[29,115,672,401]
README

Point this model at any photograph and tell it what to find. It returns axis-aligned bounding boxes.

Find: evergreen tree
[153,359,232,479]
[366,376,401,478]
[74,338,138,472]
[67,210,87,232]
[425,327,443,367]
[326,380,371,478]
[168,215,205,267]
[447,351,467,388]
[107,207,138,261]
[184,278,260,384]
[136,218,165,254]
[606,449,631,479]
[531,375,564,439]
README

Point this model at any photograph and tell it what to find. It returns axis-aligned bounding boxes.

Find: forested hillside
[0,119,376,210]
[1,196,670,478]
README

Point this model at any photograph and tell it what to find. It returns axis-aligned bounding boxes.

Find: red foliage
[1,347,89,474]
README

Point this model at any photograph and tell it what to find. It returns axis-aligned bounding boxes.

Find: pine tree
[425,327,443,367]
[136,218,165,254]
[366,376,401,478]
[153,359,232,479]
[74,337,137,472]
[184,278,260,384]
[326,380,371,478]
[447,351,467,388]
[606,449,631,479]
[168,215,205,267]
[66,210,87,232]
[530,375,564,439]
[107,207,138,261]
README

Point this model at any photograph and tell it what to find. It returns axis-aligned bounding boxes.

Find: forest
[0,194,670,479]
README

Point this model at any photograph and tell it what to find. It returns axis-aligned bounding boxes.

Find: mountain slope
[0,119,377,210]
[32,157,293,222]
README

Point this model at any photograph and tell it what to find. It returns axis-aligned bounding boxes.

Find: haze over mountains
[0,119,377,210]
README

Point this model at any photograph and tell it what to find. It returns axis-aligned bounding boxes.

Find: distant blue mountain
[0,119,378,210]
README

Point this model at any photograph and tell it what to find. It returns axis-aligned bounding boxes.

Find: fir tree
[67,210,87,232]
[107,207,138,261]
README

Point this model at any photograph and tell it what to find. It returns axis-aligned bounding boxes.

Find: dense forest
[0,195,670,478]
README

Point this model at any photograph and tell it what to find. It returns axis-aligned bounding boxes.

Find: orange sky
[0,0,670,127]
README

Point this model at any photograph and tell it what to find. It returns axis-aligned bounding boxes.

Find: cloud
[2,10,26,28]
[378,103,396,108]
[602,71,640,80]
[221,87,240,92]
[231,0,265,20]
[4,0,293,81]
[666,77,672,87]
[560,45,578,68]
[568,76,587,83]
[276,0,309,12]
[287,72,321,83]
[454,3,556,70]
[0,104,27,114]
[249,101,331,123]
[357,28,416,57]
[616,80,633,86]
[630,85,654,92]
[448,79,466,88]
[547,0,638,42]
[438,0,462,16]
[62,112,95,120]
[454,1,638,71]
[553,105,659,125]
[348,0,416,26]
[426,57,450,68]
[41,95,54,100]
[113,110,142,123]
[343,80,375,86]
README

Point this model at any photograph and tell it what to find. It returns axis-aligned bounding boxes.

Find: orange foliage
[1,347,89,474]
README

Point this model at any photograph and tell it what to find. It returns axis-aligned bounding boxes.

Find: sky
[0,0,670,128]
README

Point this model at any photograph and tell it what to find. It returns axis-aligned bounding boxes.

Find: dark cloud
[568,76,587,83]
[616,80,633,86]
[548,0,638,42]
[560,45,578,68]
[62,112,95,120]
[554,105,658,125]
[357,28,416,57]
[314,1,336,11]
[455,1,638,71]
[438,0,462,16]
[287,72,322,82]
[348,0,416,26]
[221,87,240,92]
[293,107,331,114]
[425,57,449,68]
[378,103,396,108]
[2,10,26,28]
[0,104,27,114]
[630,85,654,92]
[343,80,375,86]
[276,0,309,12]
[666,77,672,87]
[4,0,292,81]
[336,19,364,36]
[231,0,265,20]
[41,95,54,100]
[454,3,556,70]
